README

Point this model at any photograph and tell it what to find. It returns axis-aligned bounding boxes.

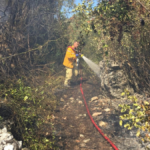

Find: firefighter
[63,42,80,87]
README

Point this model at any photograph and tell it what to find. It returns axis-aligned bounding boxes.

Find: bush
[119,89,150,143]
[0,79,56,150]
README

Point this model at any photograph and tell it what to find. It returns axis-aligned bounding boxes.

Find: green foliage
[0,79,56,150]
[70,0,150,93]
[119,89,150,142]
[0,115,3,121]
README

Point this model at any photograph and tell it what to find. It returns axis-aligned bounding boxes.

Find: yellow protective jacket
[63,46,76,68]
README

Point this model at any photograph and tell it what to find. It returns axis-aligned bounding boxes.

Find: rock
[80,134,84,138]
[91,96,98,102]
[18,141,22,149]
[104,108,110,112]
[75,116,79,119]
[70,100,74,103]
[63,117,67,120]
[79,114,86,117]
[69,97,74,100]
[63,95,67,98]
[76,98,80,101]
[98,99,104,103]
[83,139,90,143]
[0,126,22,150]
[103,98,110,103]
[45,132,49,136]
[60,98,64,102]
[80,143,86,147]
[1,127,7,133]
[4,144,14,150]
[116,137,142,150]
[92,107,100,110]
[78,101,83,104]
[99,60,134,98]
[130,130,137,137]
[92,112,102,117]
[99,121,108,127]
[0,145,2,150]
[83,114,86,117]
[63,105,67,109]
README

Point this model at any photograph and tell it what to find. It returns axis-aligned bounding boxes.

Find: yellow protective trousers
[64,64,78,86]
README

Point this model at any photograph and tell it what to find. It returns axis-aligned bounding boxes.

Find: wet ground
[52,78,145,150]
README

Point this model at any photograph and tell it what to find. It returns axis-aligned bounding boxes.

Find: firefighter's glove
[76,54,79,57]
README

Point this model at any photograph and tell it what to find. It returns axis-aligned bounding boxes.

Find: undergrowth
[0,78,58,150]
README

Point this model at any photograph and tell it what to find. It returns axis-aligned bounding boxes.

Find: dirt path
[53,79,115,150]
[51,76,145,150]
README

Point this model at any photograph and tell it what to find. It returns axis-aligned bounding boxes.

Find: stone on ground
[104,108,110,112]
[99,121,108,127]
[91,96,98,102]
[83,139,90,143]
[92,112,102,117]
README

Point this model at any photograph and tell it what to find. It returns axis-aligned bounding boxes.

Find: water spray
[81,55,100,76]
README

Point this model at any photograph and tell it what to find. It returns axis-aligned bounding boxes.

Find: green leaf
[121,92,125,96]
[124,123,130,128]
[133,103,138,106]
[35,88,38,92]
[24,96,28,101]
[136,106,141,109]
[120,115,124,119]
[119,120,123,126]
[129,109,133,114]
[121,108,126,113]
[41,90,44,95]
[136,130,140,137]
[44,138,49,142]
[135,119,140,122]
[144,101,149,105]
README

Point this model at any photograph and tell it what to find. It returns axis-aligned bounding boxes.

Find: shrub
[119,89,150,143]
[0,79,56,150]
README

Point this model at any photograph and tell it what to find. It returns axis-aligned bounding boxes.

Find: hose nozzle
[81,54,84,57]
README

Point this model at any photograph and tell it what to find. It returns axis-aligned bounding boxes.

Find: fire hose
[79,55,119,150]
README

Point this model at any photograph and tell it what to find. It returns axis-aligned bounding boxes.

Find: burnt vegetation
[0,0,71,149]
[0,0,69,79]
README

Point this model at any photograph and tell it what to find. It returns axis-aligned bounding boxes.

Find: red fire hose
[80,77,119,150]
